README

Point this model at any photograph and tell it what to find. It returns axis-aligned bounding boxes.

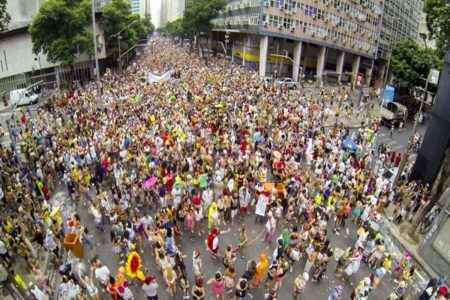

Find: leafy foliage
[182,0,226,36]
[0,0,10,32]
[424,0,450,56]
[390,38,442,94]
[29,0,93,69]
[100,0,154,57]
[160,18,185,37]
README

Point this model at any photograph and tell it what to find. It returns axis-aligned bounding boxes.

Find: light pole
[394,34,432,189]
[270,53,303,84]
[91,0,101,103]
[111,19,139,68]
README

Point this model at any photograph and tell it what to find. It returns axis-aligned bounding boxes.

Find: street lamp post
[111,19,139,68]
[270,53,303,84]
[91,0,101,106]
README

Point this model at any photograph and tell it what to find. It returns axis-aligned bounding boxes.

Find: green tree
[100,0,137,57]
[182,0,226,37]
[423,0,450,56]
[141,14,155,35]
[160,18,185,37]
[0,0,10,31]
[390,38,442,95]
[29,0,93,79]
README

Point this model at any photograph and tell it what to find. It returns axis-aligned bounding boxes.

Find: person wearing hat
[293,272,309,299]
[205,227,230,259]
[351,277,371,300]
[192,278,205,300]
[142,276,159,300]
[207,271,225,300]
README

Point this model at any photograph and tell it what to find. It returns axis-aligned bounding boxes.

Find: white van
[9,89,39,106]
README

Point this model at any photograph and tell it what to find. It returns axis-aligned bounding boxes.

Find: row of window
[263,14,377,40]
[265,0,381,21]
[262,14,376,54]
[224,0,260,11]
[212,14,260,27]
[298,3,379,28]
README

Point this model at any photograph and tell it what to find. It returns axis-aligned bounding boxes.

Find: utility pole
[91,0,101,103]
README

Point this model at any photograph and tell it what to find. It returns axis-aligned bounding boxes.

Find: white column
[293,41,302,82]
[231,41,235,63]
[336,50,345,83]
[259,35,268,77]
[378,62,386,81]
[365,65,372,86]
[352,55,360,85]
[316,46,326,84]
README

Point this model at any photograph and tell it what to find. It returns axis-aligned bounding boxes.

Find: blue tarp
[382,85,395,106]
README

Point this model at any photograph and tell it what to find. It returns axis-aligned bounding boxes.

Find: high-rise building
[212,0,383,85]
[376,0,423,81]
[129,0,140,15]
[160,0,185,27]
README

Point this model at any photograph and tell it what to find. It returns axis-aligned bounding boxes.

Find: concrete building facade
[375,0,423,83]
[212,0,383,86]
[160,0,185,27]
[0,0,108,96]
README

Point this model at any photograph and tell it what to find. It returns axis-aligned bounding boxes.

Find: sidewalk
[388,224,439,281]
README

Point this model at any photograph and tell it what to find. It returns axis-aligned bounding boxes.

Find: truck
[380,101,408,126]
[9,89,39,106]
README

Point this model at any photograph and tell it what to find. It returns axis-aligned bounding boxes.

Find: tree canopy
[391,38,442,94]
[29,0,93,70]
[0,0,10,31]
[100,0,154,58]
[160,18,185,37]
[423,0,450,56]
[182,0,226,36]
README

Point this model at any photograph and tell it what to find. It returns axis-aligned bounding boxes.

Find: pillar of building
[292,41,302,82]
[316,46,326,84]
[352,55,361,86]
[259,35,268,77]
[365,65,373,86]
[336,50,345,84]
[377,61,386,81]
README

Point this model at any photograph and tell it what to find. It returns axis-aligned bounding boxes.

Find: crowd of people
[0,38,448,300]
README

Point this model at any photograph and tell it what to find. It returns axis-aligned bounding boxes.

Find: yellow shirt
[14,274,26,290]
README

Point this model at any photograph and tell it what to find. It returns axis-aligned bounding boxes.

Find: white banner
[148,69,173,83]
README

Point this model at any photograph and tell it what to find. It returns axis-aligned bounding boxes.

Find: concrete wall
[0,21,107,80]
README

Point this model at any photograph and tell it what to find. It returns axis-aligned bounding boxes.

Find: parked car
[277,77,298,89]
[9,89,39,106]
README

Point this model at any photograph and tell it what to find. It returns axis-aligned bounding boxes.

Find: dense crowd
[0,38,448,300]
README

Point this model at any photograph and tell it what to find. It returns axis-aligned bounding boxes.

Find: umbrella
[343,139,357,153]
[144,177,157,189]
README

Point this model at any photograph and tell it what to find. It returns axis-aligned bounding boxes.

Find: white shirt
[142,282,158,297]
[0,240,7,255]
[255,194,268,216]
[95,266,110,284]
